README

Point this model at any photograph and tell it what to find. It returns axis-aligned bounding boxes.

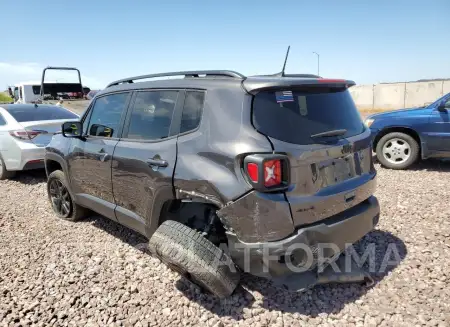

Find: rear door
[252,87,375,227]
[68,92,131,220]
[111,89,182,236]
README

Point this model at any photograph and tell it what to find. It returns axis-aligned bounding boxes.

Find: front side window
[443,94,450,108]
[14,87,19,101]
[428,93,450,109]
[0,114,6,126]
[180,91,205,133]
[87,92,129,138]
[126,90,178,140]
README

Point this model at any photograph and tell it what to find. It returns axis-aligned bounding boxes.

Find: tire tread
[148,220,239,298]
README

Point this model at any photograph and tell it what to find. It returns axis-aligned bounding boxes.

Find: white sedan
[0,104,79,179]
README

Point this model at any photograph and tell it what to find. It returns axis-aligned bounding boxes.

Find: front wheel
[47,170,88,221]
[376,132,419,169]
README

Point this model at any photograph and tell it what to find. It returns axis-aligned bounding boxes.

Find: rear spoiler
[40,67,83,97]
[242,78,356,95]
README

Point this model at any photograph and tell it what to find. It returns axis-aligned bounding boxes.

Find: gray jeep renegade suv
[45,70,379,298]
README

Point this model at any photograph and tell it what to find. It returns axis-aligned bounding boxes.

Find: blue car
[365,92,450,169]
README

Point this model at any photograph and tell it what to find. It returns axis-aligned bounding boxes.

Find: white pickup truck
[9,67,90,104]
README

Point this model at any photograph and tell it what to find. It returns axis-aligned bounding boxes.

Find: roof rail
[106,70,245,88]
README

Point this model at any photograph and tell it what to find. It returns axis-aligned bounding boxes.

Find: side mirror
[438,104,447,112]
[62,121,83,138]
[89,124,114,138]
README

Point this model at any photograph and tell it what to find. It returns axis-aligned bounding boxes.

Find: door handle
[98,149,110,162]
[100,153,110,162]
[146,158,168,167]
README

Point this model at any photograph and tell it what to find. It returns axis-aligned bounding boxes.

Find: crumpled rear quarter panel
[217,191,294,243]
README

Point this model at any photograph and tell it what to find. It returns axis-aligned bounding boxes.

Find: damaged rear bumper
[226,196,380,283]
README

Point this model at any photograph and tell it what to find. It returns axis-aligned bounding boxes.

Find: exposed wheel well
[373,127,421,153]
[45,160,63,176]
[157,200,227,246]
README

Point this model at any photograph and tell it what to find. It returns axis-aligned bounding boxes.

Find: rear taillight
[9,130,43,140]
[263,159,282,187]
[246,163,259,182]
[244,154,289,191]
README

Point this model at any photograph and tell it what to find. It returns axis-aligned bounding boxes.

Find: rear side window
[88,93,130,138]
[0,114,6,126]
[180,91,205,133]
[7,105,78,122]
[32,86,41,95]
[126,90,178,140]
[252,88,364,144]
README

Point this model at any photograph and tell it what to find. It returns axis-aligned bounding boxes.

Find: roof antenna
[280,45,290,77]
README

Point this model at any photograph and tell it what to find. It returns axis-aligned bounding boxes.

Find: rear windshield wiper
[310,129,347,138]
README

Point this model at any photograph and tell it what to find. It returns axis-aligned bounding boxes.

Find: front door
[426,95,450,156]
[68,92,131,220]
[112,90,182,236]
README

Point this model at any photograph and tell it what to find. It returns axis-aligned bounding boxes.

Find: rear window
[252,88,364,144]
[7,106,78,122]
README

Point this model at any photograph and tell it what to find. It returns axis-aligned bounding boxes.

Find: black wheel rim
[49,179,72,217]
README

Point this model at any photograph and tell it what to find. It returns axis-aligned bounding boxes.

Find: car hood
[367,107,430,120]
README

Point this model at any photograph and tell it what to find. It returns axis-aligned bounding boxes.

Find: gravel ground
[1,162,450,327]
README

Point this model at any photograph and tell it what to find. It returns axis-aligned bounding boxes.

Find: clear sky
[2,0,449,89]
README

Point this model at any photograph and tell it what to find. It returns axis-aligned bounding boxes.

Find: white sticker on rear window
[298,96,308,115]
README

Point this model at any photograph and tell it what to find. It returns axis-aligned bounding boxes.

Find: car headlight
[364,118,374,128]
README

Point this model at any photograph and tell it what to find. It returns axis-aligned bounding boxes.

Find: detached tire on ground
[376,132,419,170]
[47,170,89,221]
[148,220,240,298]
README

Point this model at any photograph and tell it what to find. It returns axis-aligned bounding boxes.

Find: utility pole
[313,52,320,76]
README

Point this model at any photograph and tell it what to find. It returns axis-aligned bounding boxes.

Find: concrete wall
[405,82,443,107]
[349,85,373,110]
[373,83,405,110]
[443,81,450,95]
[350,80,450,111]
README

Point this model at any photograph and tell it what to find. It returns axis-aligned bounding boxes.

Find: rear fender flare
[146,185,176,238]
